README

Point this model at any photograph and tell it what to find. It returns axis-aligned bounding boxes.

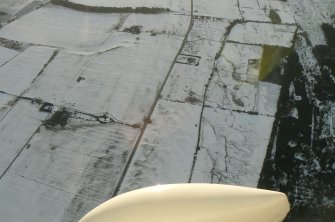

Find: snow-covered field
[191,108,274,187]
[0,5,125,50]
[193,0,241,19]
[120,100,202,193]
[23,34,183,124]
[0,46,55,94]
[0,46,19,66]
[0,0,36,15]
[0,119,139,222]
[0,0,333,221]
[0,101,47,176]
[118,0,296,196]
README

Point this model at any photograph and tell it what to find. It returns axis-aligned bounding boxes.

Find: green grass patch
[259,45,291,81]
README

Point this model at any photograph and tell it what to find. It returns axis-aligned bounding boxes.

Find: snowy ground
[0,0,333,221]
[0,0,36,17]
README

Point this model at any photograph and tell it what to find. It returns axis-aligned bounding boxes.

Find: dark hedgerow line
[50,0,171,14]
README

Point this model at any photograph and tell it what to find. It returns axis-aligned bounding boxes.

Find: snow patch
[0,5,122,51]
[120,14,190,37]
[0,46,56,95]
[193,0,241,20]
[0,46,19,66]
[228,22,296,47]
[191,108,274,187]
[119,100,201,193]
[24,34,183,124]
[0,101,47,176]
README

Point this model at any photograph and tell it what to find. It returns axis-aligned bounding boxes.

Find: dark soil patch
[50,145,57,150]
[312,24,335,102]
[0,38,28,51]
[287,206,335,222]
[122,25,142,34]
[187,57,196,64]
[51,0,170,14]
[232,94,244,107]
[258,23,335,222]
[143,116,152,124]
[313,45,335,101]
[185,95,201,104]
[77,76,85,82]
[261,64,283,84]
[44,109,71,128]
[269,9,281,24]
[321,23,335,47]
[185,91,201,105]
